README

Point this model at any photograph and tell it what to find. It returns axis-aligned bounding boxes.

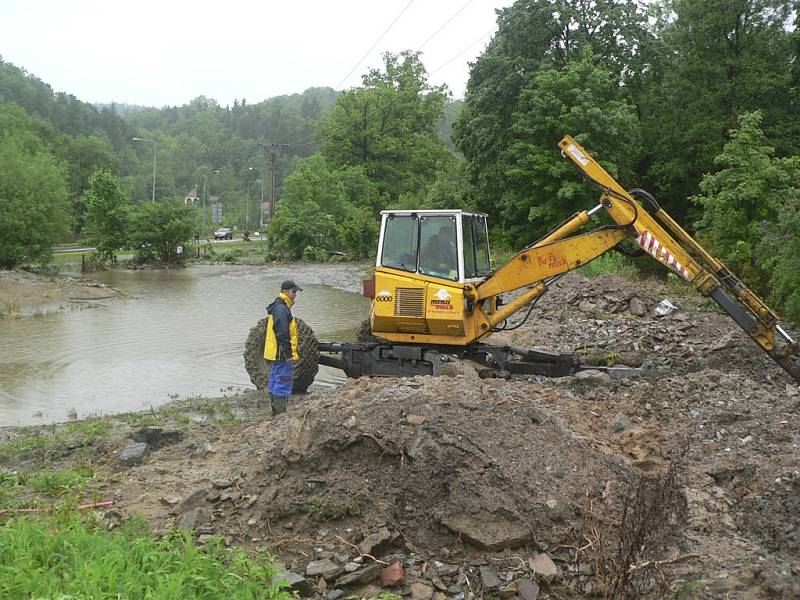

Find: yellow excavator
[245,135,800,388]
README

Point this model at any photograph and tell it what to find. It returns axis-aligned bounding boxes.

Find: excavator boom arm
[476,135,800,382]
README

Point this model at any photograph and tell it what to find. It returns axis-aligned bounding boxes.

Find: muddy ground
[1,272,798,599]
[0,269,122,316]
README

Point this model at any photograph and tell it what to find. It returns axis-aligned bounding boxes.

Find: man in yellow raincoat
[263,280,301,415]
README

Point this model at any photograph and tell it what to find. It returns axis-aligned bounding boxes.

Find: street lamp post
[132,137,157,202]
[201,170,220,239]
[246,179,261,233]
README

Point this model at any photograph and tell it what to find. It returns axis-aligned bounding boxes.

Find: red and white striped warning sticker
[637,230,690,279]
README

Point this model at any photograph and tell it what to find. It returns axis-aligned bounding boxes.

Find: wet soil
[0,269,122,316]
[2,272,799,598]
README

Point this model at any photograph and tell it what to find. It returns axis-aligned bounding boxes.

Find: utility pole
[270,150,277,218]
[257,142,292,219]
[201,170,219,239]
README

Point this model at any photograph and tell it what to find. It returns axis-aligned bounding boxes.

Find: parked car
[214,227,233,240]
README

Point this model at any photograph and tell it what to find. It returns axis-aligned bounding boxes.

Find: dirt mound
[225,373,632,552]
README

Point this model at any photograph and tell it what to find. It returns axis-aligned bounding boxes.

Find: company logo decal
[375,289,393,302]
[430,288,454,311]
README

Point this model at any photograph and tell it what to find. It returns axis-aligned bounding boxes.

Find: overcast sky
[0,0,512,108]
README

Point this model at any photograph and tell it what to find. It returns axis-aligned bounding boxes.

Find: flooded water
[0,265,370,426]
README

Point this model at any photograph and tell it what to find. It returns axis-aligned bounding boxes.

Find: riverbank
[2,252,371,319]
[2,271,798,598]
[0,269,124,318]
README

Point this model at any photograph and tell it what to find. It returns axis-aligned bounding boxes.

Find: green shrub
[0,512,293,599]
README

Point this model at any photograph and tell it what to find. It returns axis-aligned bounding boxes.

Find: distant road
[51,236,255,254]
[52,246,96,254]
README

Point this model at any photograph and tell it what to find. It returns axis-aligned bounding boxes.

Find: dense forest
[1,0,799,319]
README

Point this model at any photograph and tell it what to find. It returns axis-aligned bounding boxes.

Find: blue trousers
[268,361,294,397]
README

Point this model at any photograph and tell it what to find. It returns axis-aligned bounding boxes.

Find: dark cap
[281,280,303,291]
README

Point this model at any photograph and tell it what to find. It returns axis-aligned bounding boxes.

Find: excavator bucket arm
[557,135,800,382]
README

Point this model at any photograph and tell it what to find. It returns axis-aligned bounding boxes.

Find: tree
[759,187,800,322]
[461,48,639,245]
[454,0,648,245]
[128,200,196,264]
[0,105,69,269]
[320,51,455,205]
[268,154,348,258]
[639,0,796,220]
[83,170,130,263]
[693,111,798,291]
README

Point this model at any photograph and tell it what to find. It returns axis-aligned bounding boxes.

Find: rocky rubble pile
[96,272,799,598]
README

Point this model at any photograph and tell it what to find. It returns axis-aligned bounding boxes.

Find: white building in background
[184,186,199,204]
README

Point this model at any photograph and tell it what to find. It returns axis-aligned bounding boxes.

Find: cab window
[463,216,477,278]
[419,215,457,280]
[381,215,418,272]
[474,216,491,276]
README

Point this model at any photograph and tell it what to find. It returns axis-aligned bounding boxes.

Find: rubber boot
[271,395,288,416]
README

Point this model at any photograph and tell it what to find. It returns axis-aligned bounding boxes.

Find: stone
[273,568,313,596]
[178,507,211,531]
[409,582,434,600]
[628,297,646,317]
[479,566,502,590]
[574,370,613,384]
[358,527,397,556]
[711,332,737,351]
[379,561,405,587]
[306,559,344,580]
[160,493,181,506]
[212,479,233,489]
[334,562,382,587]
[436,562,460,577]
[440,515,534,551]
[654,299,678,317]
[327,591,345,600]
[350,583,383,598]
[529,553,559,578]
[611,411,631,433]
[518,579,540,600]
[178,488,208,513]
[130,426,185,449]
[119,442,148,466]
[406,414,427,425]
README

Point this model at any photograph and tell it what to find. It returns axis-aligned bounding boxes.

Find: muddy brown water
[0,265,370,426]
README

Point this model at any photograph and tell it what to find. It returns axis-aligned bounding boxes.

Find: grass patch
[0,420,111,463]
[0,512,293,599]
[0,467,93,509]
[1,299,22,319]
[194,240,271,265]
[27,467,92,497]
[579,252,641,280]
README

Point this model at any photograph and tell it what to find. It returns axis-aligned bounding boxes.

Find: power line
[334,0,416,90]
[282,5,495,148]
[429,28,495,75]
[418,0,473,50]
[278,1,415,146]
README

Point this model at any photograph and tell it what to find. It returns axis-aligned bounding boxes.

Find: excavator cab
[370,210,493,342]
[377,210,492,284]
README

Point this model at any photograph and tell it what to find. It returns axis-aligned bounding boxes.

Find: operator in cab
[421,224,457,279]
[263,280,302,415]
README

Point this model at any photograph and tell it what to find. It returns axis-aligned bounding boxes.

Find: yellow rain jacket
[263,292,299,361]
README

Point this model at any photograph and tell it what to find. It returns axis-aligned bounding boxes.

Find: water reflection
[0,265,369,426]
